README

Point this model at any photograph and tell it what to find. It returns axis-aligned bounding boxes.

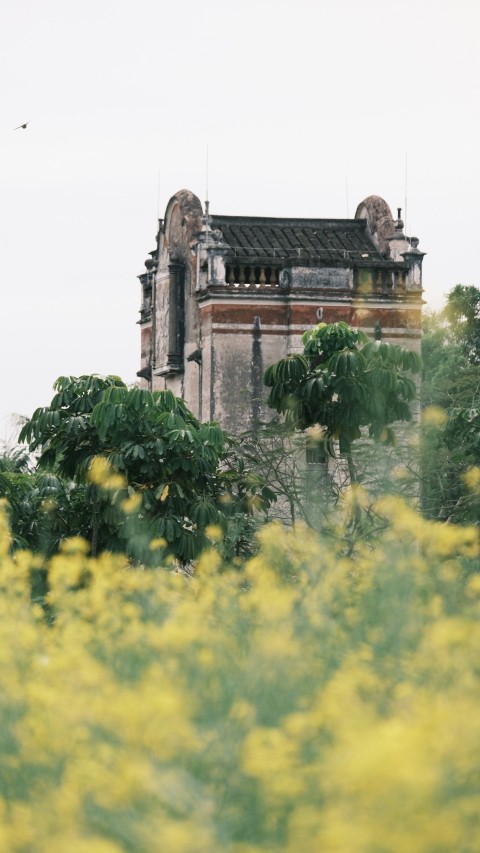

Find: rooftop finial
[202,198,211,247]
[395,207,404,232]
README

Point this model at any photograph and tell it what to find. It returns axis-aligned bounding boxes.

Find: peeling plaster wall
[209,328,287,433]
[291,267,352,291]
[140,326,151,366]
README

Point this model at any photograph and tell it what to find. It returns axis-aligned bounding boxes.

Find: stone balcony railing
[224,264,282,288]
[354,268,407,294]
[222,264,409,295]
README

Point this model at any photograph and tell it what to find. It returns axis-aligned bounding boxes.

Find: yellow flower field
[0,498,479,852]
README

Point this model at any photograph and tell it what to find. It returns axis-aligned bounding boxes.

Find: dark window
[306,446,326,464]
[167,262,185,371]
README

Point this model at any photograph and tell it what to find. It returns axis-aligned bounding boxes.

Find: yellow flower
[0,497,480,850]
[0,500,12,556]
[59,537,90,555]
[305,424,326,442]
[88,456,125,490]
[149,537,167,551]
[463,465,480,493]
[421,404,448,427]
[196,547,222,575]
[120,493,142,514]
[205,524,223,542]
[242,726,304,799]
[88,455,111,484]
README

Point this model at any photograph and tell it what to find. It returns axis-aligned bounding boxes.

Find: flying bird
[13,122,29,130]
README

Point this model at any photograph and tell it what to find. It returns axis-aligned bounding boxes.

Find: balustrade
[353,268,402,295]
[224,264,281,288]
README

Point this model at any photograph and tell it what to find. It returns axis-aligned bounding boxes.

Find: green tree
[264,321,421,485]
[421,286,480,523]
[0,441,72,555]
[19,375,274,564]
[0,445,30,474]
[444,283,480,364]
[0,469,90,553]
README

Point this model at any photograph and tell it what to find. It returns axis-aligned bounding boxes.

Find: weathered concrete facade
[137,190,424,432]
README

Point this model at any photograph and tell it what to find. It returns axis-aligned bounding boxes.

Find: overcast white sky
[1,0,479,440]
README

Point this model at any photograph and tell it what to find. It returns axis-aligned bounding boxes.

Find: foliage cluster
[421,284,480,523]
[264,321,421,471]
[8,376,274,564]
[0,497,479,852]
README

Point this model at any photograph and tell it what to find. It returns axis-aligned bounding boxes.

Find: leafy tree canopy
[421,285,480,523]
[18,376,274,563]
[444,284,480,364]
[264,322,421,461]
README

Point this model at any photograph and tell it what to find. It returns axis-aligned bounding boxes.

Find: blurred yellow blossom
[0,508,478,851]
[305,424,326,442]
[120,492,142,514]
[421,405,448,427]
[205,524,223,542]
[149,537,167,551]
[88,456,125,490]
[59,536,90,555]
[464,465,480,493]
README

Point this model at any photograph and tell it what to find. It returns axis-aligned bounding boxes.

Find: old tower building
[137,190,424,432]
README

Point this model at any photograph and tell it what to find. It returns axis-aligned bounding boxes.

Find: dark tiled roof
[210,215,384,263]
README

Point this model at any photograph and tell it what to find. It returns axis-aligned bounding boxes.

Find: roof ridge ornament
[395,207,405,235]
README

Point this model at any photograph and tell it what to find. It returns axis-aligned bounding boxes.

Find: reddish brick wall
[198,302,421,332]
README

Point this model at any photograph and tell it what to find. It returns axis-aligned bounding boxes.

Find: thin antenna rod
[204,145,210,249]
[345,176,349,218]
[205,144,209,204]
[404,152,408,238]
